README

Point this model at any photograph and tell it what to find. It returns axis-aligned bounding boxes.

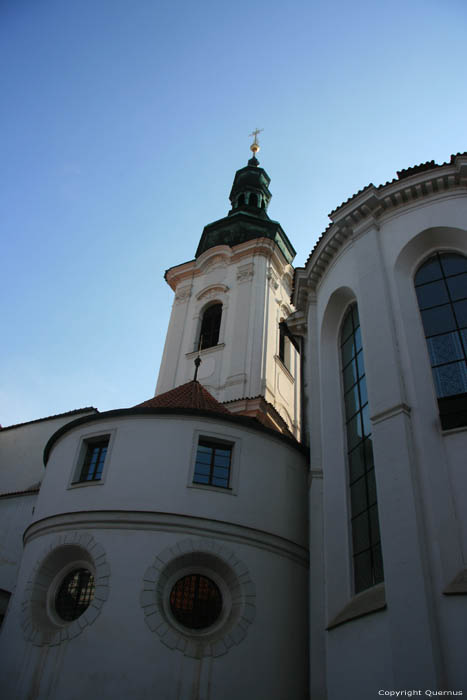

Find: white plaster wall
[0,411,308,700]
[0,493,37,593]
[0,412,96,494]
[0,527,308,700]
[32,414,308,548]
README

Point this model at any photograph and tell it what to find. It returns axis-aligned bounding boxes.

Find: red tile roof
[134,381,230,414]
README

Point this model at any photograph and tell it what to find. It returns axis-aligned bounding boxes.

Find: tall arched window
[341,304,384,593]
[415,252,467,399]
[249,193,258,207]
[199,303,222,350]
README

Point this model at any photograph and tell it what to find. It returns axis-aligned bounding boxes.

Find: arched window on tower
[340,304,384,593]
[249,193,258,207]
[237,194,245,207]
[198,303,222,350]
[414,252,467,429]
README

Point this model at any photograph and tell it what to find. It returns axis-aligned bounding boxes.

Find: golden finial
[249,128,263,155]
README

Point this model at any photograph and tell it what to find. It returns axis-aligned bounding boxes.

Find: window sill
[326,582,386,630]
[188,482,236,496]
[274,355,295,383]
[68,479,104,490]
[186,343,225,359]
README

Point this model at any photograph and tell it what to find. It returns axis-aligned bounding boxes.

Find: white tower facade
[156,154,301,438]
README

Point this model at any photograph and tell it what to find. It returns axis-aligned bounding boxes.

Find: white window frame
[68,428,116,489]
[187,428,241,496]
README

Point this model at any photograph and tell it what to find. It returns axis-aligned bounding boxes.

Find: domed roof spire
[248,127,263,166]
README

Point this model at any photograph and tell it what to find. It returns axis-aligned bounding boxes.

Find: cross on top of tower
[249,128,263,155]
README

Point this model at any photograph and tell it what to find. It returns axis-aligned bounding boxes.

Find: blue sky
[2,0,466,426]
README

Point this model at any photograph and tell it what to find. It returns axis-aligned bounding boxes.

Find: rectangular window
[193,439,232,489]
[74,436,109,483]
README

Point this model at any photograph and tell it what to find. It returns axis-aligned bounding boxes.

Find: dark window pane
[344,384,360,421]
[446,274,467,302]
[199,304,222,350]
[373,544,384,584]
[362,403,372,438]
[415,256,443,285]
[427,332,464,366]
[453,300,467,328]
[351,305,360,327]
[343,360,358,392]
[354,550,373,593]
[367,468,377,506]
[421,305,456,336]
[440,253,467,277]
[415,280,449,309]
[350,477,368,518]
[433,362,467,398]
[194,463,210,476]
[347,413,363,451]
[352,511,370,554]
[369,504,381,545]
[193,474,210,484]
[349,444,366,483]
[212,477,229,487]
[341,312,354,343]
[194,440,232,488]
[363,437,374,470]
[341,336,356,366]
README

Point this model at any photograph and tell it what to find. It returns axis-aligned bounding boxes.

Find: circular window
[170,574,222,630]
[55,568,95,622]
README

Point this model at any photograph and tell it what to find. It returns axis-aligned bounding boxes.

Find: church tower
[156,136,301,438]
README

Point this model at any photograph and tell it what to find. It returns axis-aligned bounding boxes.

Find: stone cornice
[166,237,291,292]
[293,154,467,310]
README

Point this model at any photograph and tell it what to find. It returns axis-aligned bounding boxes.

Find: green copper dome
[195,156,296,264]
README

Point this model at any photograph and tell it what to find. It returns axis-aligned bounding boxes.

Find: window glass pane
[212,476,229,487]
[372,544,384,584]
[433,362,467,397]
[446,274,467,302]
[369,504,381,545]
[354,550,373,593]
[212,466,230,479]
[349,444,366,483]
[351,305,360,327]
[453,300,467,328]
[354,326,362,354]
[352,511,370,554]
[367,468,377,506]
[363,437,374,470]
[341,336,356,367]
[362,404,372,438]
[193,474,210,484]
[421,305,456,336]
[415,256,443,285]
[440,253,467,277]
[344,384,360,421]
[350,477,368,518]
[415,280,449,309]
[194,463,210,476]
[347,413,363,451]
[359,378,368,406]
[341,312,354,343]
[356,351,365,379]
[427,332,464,366]
[343,360,358,392]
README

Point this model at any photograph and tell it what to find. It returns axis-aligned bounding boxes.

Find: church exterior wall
[300,188,467,696]
[0,411,309,700]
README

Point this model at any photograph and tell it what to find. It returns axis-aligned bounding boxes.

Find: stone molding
[293,155,467,309]
[370,402,411,425]
[20,532,109,647]
[236,262,254,283]
[196,284,229,301]
[443,568,467,595]
[24,511,309,566]
[327,583,386,630]
[174,285,192,305]
[140,538,256,658]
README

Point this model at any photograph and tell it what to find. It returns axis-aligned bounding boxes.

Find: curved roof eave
[43,406,308,466]
[292,152,467,309]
